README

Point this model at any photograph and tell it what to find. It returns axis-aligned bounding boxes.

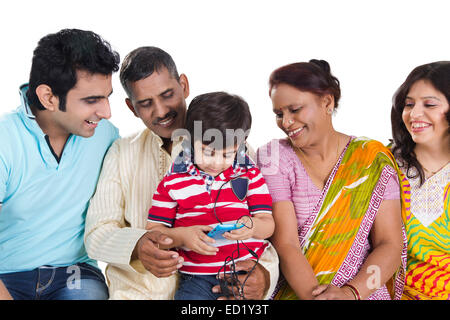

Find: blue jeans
[175,273,223,300]
[0,263,108,300]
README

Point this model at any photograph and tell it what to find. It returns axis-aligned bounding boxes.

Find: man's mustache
[153,110,178,125]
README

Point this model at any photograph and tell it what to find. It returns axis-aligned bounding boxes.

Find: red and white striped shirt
[148,153,272,275]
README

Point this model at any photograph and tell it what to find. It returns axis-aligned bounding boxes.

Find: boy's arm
[146,221,217,255]
[145,222,183,249]
[239,166,277,299]
[246,168,274,239]
[146,177,180,250]
[226,167,274,240]
[247,212,275,240]
[147,179,217,255]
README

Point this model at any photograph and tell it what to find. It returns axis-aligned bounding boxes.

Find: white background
[0,0,448,272]
[1,0,449,149]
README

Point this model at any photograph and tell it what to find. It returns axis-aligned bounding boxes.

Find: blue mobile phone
[207,223,244,239]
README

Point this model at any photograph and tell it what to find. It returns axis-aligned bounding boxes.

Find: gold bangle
[342,283,361,300]
[342,284,357,300]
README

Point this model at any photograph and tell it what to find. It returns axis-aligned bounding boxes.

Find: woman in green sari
[257,60,407,299]
[391,61,450,300]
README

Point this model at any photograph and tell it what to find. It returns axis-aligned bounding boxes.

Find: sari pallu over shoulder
[273,137,407,300]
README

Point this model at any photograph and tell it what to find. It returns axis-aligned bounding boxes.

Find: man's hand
[213,259,270,300]
[134,230,183,278]
[0,280,12,300]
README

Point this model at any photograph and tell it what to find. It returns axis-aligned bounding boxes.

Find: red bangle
[342,283,361,300]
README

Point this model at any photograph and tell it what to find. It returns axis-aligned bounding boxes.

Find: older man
[85,46,278,300]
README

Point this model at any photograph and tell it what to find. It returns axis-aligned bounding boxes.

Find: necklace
[422,161,449,175]
[292,134,341,171]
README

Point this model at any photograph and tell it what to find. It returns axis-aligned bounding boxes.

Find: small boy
[146,91,274,300]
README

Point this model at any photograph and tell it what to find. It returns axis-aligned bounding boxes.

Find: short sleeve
[256,141,292,203]
[383,168,400,200]
[147,177,178,227]
[246,168,272,215]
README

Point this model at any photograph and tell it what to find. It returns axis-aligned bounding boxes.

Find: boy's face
[193,141,238,177]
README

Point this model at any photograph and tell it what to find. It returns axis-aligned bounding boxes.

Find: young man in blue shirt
[0,29,120,300]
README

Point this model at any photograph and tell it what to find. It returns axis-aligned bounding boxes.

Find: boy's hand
[223,226,253,241]
[180,225,218,255]
[223,216,254,240]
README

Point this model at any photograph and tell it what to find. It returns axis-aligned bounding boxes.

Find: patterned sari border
[331,165,407,300]
[298,138,351,248]
[270,138,407,300]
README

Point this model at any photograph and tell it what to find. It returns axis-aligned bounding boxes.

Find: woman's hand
[312,284,356,300]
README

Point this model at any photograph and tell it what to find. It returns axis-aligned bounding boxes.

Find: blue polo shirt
[0,85,119,274]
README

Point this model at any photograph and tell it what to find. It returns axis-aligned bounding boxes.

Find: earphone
[217,214,259,299]
[212,170,260,300]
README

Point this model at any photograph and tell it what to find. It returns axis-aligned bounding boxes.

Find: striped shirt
[148,151,272,275]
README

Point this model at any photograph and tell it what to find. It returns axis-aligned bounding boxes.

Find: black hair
[185,91,252,149]
[120,46,180,99]
[391,61,450,185]
[27,28,120,111]
[269,59,341,110]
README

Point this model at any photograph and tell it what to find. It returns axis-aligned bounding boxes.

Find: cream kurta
[85,129,279,299]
